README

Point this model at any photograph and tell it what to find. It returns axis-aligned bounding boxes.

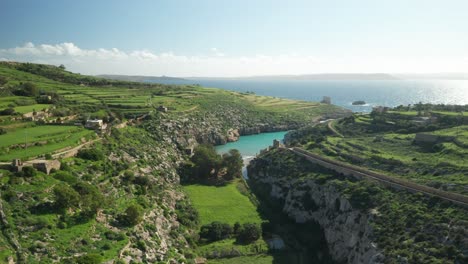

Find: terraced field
[0,125,95,161]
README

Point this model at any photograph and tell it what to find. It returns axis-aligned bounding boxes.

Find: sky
[0,0,467,77]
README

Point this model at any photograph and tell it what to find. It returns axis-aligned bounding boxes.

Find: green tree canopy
[122,204,143,226]
[190,144,222,179]
[222,149,243,180]
[53,184,80,212]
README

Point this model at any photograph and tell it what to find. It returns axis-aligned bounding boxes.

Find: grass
[0,125,85,148]
[302,116,468,195]
[0,125,95,161]
[13,104,51,114]
[183,180,263,226]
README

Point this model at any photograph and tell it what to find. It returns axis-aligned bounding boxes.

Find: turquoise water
[215,131,287,158]
[215,131,287,178]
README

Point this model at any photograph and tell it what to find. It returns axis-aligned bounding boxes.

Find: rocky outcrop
[248,158,384,264]
[226,128,240,142]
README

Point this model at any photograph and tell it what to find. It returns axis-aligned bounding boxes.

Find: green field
[0,125,95,161]
[183,181,263,226]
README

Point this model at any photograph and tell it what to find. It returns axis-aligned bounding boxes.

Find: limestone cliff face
[248,166,384,264]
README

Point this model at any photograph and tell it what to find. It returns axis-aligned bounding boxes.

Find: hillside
[97,74,187,83]
[0,62,349,263]
[247,108,468,263]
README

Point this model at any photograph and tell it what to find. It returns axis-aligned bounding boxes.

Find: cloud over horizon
[0,42,467,77]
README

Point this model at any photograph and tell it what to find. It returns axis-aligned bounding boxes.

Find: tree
[77,148,104,161]
[0,76,7,86]
[53,184,80,212]
[22,82,39,96]
[122,204,143,226]
[58,64,66,70]
[190,144,222,179]
[73,182,104,218]
[200,222,233,242]
[21,166,36,177]
[236,223,261,244]
[222,149,243,180]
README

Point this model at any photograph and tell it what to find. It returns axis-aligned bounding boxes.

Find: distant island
[97,74,187,82]
[352,100,366,105]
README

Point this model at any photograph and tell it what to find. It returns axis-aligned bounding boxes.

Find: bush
[121,204,143,226]
[104,231,126,241]
[53,184,80,212]
[236,223,261,244]
[0,108,15,116]
[200,222,233,242]
[77,148,105,161]
[53,171,77,184]
[73,253,102,264]
[22,166,37,177]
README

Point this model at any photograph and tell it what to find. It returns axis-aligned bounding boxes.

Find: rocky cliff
[248,150,383,264]
[248,148,468,264]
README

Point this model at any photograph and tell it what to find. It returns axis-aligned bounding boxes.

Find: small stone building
[157,105,168,112]
[85,119,106,130]
[10,159,61,175]
[321,96,331,104]
[273,139,282,148]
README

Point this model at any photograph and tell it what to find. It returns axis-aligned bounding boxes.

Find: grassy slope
[297,115,468,195]
[183,181,263,226]
[184,180,270,261]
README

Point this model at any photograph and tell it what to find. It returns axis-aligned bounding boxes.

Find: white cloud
[0,42,466,76]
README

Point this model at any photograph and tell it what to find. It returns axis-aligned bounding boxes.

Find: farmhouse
[85,119,106,130]
[10,159,61,175]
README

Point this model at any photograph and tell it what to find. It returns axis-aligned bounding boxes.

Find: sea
[155,79,468,112]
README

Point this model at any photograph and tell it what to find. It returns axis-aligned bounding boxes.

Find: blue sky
[1,0,467,76]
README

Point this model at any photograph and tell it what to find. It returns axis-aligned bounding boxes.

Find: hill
[0,61,349,263]
[97,74,187,82]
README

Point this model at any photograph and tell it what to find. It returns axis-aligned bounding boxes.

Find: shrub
[105,231,126,241]
[77,148,105,161]
[200,222,232,242]
[22,166,37,177]
[53,171,77,184]
[73,253,102,264]
[121,204,143,226]
[236,223,261,244]
[0,108,15,116]
[53,184,80,212]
